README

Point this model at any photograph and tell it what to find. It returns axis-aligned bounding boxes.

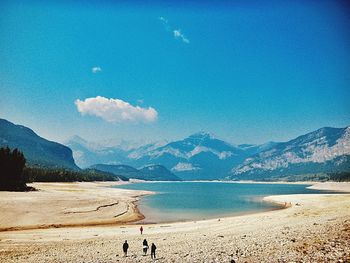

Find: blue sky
[1,0,349,145]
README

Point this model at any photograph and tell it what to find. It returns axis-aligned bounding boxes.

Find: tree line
[0,147,127,191]
[24,167,124,182]
[328,171,350,182]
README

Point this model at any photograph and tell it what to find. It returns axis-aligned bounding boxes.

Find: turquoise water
[114,182,331,223]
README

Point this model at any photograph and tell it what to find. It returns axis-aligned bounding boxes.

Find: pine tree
[0,147,28,191]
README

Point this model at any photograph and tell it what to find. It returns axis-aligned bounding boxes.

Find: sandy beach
[0,181,349,262]
[0,182,152,231]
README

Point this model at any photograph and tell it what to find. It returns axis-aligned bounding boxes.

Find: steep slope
[229,127,350,180]
[0,119,79,170]
[237,142,278,156]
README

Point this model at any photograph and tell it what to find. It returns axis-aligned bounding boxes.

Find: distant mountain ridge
[90,164,181,181]
[0,119,79,170]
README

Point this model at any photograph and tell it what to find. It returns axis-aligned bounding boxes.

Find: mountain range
[67,127,350,180]
[228,127,350,180]
[1,117,349,181]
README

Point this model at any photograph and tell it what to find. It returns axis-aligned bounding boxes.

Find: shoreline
[307,181,350,192]
[134,195,291,225]
[115,180,350,225]
[1,181,349,232]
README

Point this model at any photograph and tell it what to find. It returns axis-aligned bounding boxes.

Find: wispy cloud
[159,16,190,44]
[159,16,168,25]
[91,66,102,73]
[75,96,158,123]
[173,29,190,44]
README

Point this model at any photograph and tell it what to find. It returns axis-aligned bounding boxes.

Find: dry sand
[0,181,349,262]
[0,182,152,231]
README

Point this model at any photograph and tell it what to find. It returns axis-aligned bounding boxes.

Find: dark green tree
[0,147,28,191]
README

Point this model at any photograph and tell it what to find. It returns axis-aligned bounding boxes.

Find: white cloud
[173,29,190,44]
[159,16,190,44]
[75,96,158,123]
[91,66,102,73]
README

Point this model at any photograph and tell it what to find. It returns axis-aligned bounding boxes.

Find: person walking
[140,226,143,234]
[142,239,149,255]
[151,243,157,259]
[123,240,129,257]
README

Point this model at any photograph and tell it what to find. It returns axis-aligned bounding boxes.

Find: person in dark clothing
[143,239,149,255]
[123,240,129,257]
[140,226,143,234]
[151,243,157,259]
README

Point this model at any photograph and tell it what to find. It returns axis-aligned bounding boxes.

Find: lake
[114,182,331,223]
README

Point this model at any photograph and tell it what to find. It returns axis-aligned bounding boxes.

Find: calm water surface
[114,182,331,223]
